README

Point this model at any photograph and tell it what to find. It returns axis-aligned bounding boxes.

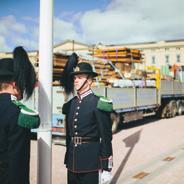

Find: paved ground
[30,115,184,184]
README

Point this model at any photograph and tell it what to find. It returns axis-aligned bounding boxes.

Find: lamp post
[37,0,53,183]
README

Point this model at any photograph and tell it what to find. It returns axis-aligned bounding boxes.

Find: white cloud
[1,0,184,51]
[0,15,38,51]
[0,36,11,52]
[11,36,38,50]
[0,15,27,36]
[78,0,184,44]
[47,0,184,45]
[22,16,38,24]
[54,17,82,44]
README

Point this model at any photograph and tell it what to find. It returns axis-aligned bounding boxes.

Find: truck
[27,50,184,135]
[92,79,184,133]
[27,78,184,136]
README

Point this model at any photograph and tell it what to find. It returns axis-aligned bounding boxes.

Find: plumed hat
[0,46,36,99]
[0,58,14,76]
[60,53,98,95]
[60,52,78,95]
[70,62,98,77]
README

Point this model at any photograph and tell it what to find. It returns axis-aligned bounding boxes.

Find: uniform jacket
[63,90,113,173]
[0,93,40,184]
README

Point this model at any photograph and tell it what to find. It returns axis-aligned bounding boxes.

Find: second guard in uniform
[62,56,113,184]
[0,46,40,184]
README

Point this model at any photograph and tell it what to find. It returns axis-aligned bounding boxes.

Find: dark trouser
[67,170,99,184]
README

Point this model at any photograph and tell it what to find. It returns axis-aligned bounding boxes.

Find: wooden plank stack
[35,47,143,87]
[53,53,69,82]
[35,53,69,85]
[90,59,118,86]
[90,47,143,86]
[94,47,142,63]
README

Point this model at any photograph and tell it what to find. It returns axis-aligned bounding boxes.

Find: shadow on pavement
[110,130,142,184]
[118,115,159,132]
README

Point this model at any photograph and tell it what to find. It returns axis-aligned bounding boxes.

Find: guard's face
[74,74,90,92]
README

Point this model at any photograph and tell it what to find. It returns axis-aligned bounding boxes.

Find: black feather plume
[13,46,36,99]
[60,52,78,94]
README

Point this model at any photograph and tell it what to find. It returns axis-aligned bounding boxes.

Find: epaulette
[95,94,113,112]
[12,100,40,129]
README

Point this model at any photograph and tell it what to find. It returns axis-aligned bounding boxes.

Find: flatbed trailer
[93,80,184,133]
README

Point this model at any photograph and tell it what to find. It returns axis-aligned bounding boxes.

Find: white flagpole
[37,0,53,184]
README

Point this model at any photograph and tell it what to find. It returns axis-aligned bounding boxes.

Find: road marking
[163,156,175,161]
[133,172,150,179]
[115,143,184,184]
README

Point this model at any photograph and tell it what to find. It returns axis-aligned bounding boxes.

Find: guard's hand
[99,170,112,184]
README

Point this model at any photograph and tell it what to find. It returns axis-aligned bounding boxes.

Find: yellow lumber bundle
[35,53,69,84]
[94,47,142,63]
[53,54,68,80]
[35,48,143,87]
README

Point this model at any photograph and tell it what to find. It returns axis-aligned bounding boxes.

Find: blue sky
[0,0,184,52]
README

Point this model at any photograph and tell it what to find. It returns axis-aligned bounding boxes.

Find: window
[165,48,169,51]
[165,55,169,64]
[151,56,156,64]
[176,54,181,63]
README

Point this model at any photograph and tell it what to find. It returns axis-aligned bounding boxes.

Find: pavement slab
[30,115,184,184]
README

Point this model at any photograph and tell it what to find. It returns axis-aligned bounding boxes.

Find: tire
[159,103,170,118]
[169,101,177,118]
[111,113,120,134]
[177,102,184,116]
[157,100,177,118]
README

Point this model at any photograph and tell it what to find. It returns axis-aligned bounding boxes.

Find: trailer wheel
[111,113,120,134]
[157,101,176,118]
[157,103,170,118]
[169,101,177,118]
[177,102,184,116]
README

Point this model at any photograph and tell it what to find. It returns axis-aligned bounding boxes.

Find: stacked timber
[90,47,143,86]
[35,48,143,87]
[84,59,118,86]
[94,47,142,63]
[53,53,69,81]
[35,53,69,85]
[89,47,142,85]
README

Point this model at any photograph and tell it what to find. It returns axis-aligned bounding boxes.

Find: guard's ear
[9,82,22,100]
[87,77,93,85]
[11,82,16,87]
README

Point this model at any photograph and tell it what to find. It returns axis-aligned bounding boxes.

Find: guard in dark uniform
[0,46,40,184]
[62,57,113,184]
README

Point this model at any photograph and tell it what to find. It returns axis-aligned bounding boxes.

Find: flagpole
[37,0,53,184]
